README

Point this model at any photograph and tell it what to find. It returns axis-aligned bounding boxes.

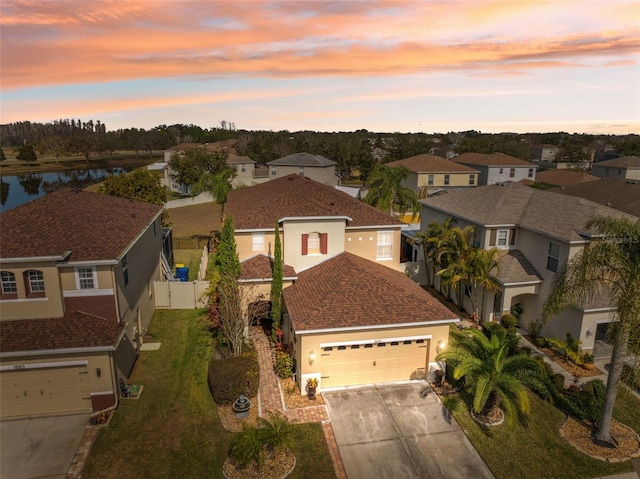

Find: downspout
[89,350,119,422]
[111,267,122,323]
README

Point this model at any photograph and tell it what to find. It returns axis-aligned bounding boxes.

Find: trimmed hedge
[208,347,259,405]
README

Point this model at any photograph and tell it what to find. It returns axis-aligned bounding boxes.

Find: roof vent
[606,202,611,206]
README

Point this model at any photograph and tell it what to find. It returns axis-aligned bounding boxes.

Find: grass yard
[168,202,222,238]
[83,310,336,479]
[444,389,639,479]
[173,249,204,281]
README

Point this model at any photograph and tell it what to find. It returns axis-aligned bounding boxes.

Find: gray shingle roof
[420,182,637,242]
[386,155,479,173]
[268,153,336,167]
[227,174,403,230]
[555,178,640,217]
[495,251,543,285]
[283,252,458,332]
[593,156,640,169]
[452,152,536,167]
[0,188,163,262]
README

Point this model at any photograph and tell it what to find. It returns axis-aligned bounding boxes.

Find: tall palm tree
[413,217,453,288]
[192,166,236,219]
[542,215,640,443]
[436,225,475,307]
[364,164,418,218]
[437,323,546,425]
[469,247,501,321]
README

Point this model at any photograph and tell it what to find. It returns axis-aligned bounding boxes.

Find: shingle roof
[533,170,600,187]
[385,155,479,174]
[226,174,403,230]
[268,153,336,167]
[239,254,297,281]
[420,182,637,242]
[0,188,163,262]
[227,153,255,165]
[452,152,536,167]
[283,252,458,332]
[555,178,640,217]
[593,156,640,169]
[0,310,125,354]
[495,251,543,285]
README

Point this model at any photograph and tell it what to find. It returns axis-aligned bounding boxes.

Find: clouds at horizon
[1,0,638,133]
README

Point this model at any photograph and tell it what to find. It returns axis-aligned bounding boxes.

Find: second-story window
[252,233,265,252]
[377,231,393,260]
[271,166,277,176]
[509,168,515,178]
[528,168,534,178]
[25,270,45,296]
[302,233,327,255]
[1,271,17,295]
[427,175,434,186]
[547,242,560,272]
[469,175,475,185]
[77,267,96,289]
[444,174,450,185]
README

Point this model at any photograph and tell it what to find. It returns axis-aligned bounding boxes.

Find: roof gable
[594,156,640,169]
[239,254,296,281]
[0,188,163,262]
[283,253,458,331]
[227,174,403,230]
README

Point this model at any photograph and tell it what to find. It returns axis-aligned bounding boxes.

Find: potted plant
[581,353,595,371]
[307,377,318,399]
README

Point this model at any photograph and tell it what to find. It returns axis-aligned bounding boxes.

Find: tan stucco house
[416,182,638,353]
[0,189,164,417]
[226,175,459,393]
[386,154,480,194]
[266,153,339,186]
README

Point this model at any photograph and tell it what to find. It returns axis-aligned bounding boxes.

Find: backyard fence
[154,280,210,309]
[173,236,212,250]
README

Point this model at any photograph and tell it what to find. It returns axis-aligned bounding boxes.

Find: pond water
[0,167,131,212]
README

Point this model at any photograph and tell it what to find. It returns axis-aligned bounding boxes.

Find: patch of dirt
[536,345,603,378]
[168,202,222,237]
[223,447,295,479]
[560,417,640,461]
[280,378,325,408]
[218,397,260,432]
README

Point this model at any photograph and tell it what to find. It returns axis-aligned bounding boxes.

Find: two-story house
[0,188,164,417]
[385,154,480,195]
[531,144,561,162]
[226,175,459,392]
[416,182,637,353]
[266,153,339,186]
[591,156,640,180]
[451,152,537,185]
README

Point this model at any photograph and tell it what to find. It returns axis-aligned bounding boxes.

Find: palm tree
[468,247,501,321]
[413,217,453,288]
[542,215,640,443]
[437,323,546,425]
[436,225,475,307]
[364,164,418,218]
[192,166,236,219]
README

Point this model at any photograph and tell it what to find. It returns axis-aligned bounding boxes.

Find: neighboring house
[266,153,339,186]
[385,154,480,194]
[226,175,458,391]
[451,152,537,185]
[555,178,640,218]
[416,182,637,353]
[531,144,561,162]
[523,170,600,188]
[591,156,640,180]
[0,188,164,417]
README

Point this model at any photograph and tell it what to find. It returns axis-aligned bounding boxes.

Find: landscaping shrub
[500,313,518,329]
[273,350,294,379]
[622,364,640,390]
[229,412,294,470]
[527,320,543,341]
[550,373,565,392]
[208,348,259,404]
[559,379,606,422]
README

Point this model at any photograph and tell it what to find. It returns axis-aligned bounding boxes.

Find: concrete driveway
[0,413,89,479]
[324,382,494,479]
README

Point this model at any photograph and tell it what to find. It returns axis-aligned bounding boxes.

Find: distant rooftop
[267,153,336,167]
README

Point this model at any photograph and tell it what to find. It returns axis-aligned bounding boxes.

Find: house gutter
[1,251,72,263]
[295,318,459,335]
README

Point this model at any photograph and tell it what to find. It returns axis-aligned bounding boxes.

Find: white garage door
[320,338,430,388]
[0,362,91,417]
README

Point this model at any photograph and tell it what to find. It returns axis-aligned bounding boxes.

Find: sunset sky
[1,0,639,134]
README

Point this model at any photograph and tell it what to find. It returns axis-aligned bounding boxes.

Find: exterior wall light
[308,350,315,365]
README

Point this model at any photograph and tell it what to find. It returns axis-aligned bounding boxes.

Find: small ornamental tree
[270,220,283,336]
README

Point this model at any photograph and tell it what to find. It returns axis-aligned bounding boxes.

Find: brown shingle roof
[593,156,640,169]
[452,152,536,167]
[0,311,124,354]
[420,182,637,242]
[226,174,403,230]
[283,253,458,332]
[495,251,542,285]
[0,188,163,262]
[533,170,600,187]
[385,155,479,173]
[555,178,640,217]
[268,153,336,167]
[239,254,297,281]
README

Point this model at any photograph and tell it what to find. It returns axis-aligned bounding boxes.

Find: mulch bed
[280,378,325,408]
[560,417,640,461]
[534,344,603,378]
[218,396,260,432]
[223,448,295,479]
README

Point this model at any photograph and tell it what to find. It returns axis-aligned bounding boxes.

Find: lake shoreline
[0,156,161,177]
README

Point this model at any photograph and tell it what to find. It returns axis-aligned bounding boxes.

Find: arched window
[24,270,45,297]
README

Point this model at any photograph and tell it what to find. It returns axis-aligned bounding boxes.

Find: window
[299,166,305,177]
[444,174,450,185]
[271,166,277,176]
[547,242,560,272]
[497,230,508,247]
[469,174,475,185]
[76,267,96,289]
[528,168,534,178]
[1,271,17,295]
[427,175,434,186]
[25,270,45,295]
[509,168,515,178]
[301,232,327,255]
[123,255,129,286]
[499,168,504,174]
[252,233,265,252]
[241,164,246,173]
[472,228,481,248]
[376,231,393,259]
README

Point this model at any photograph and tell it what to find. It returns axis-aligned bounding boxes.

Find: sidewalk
[249,326,347,479]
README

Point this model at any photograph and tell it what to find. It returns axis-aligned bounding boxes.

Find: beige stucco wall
[344,228,401,268]
[416,172,477,188]
[0,261,65,320]
[58,265,113,292]
[236,232,278,262]
[282,219,346,272]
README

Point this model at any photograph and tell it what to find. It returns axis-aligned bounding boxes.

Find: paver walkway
[249,326,347,479]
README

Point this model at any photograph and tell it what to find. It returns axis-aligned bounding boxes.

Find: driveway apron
[324,382,494,479]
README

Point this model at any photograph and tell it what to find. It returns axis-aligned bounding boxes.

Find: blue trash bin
[176,267,189,282]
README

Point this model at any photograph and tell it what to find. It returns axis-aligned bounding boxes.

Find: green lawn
[173,249,203,281]
[444,389,639,479]
[83,310,336,479]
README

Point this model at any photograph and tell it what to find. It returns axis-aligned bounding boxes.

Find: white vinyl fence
[155,245,212,309]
